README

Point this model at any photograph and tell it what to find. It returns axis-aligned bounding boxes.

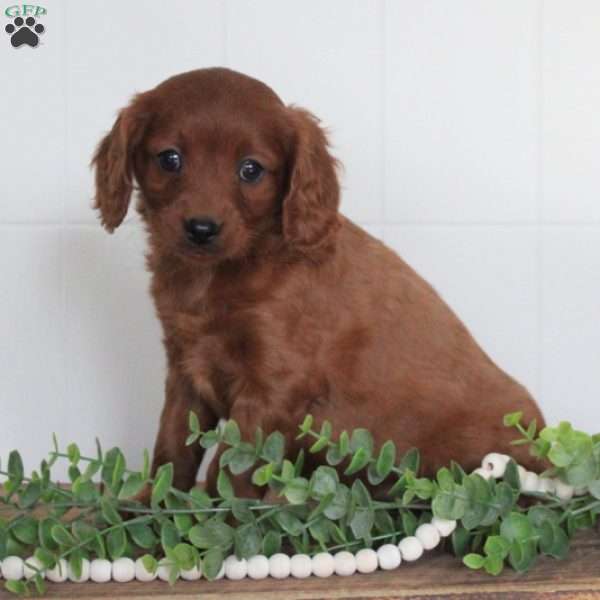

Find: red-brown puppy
[92,67,544,497]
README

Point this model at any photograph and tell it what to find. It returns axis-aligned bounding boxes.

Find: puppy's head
[92,68,340,263]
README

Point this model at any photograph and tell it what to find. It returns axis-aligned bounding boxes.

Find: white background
[1,1,599,480]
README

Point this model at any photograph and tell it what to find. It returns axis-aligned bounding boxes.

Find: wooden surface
[3,530,600,599]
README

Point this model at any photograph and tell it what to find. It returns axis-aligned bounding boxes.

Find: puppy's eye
[157,149,182,173]
[238,158,264,183]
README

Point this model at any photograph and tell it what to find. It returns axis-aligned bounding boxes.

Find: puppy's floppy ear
[91,96,149,233]
[282,107,340,258]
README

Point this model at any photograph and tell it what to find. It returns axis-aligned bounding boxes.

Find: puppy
[92,68,544,497]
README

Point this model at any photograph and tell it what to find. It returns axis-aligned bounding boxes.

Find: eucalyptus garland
[1,411,600,595]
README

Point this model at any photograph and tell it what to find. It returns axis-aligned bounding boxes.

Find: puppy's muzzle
[183,217,222,246]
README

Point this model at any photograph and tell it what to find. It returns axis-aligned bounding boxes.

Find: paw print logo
[5,16,45,48]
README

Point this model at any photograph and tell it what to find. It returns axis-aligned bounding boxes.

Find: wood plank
[3,530,600,599]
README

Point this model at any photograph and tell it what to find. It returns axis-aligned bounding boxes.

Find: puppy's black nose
[183,218,221,245]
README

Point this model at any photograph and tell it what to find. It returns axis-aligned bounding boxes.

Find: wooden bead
[555,479,574,502]
[180,564,202,581]
[355,548,378,574]
[520,471,539,493]
[399,536,424,562]
[247,555,269,580]
[112,558,135,583]
[415,523,441,550]
[334,551,356,576]
[312,552,335,578]
[431,517,456,537]
[377,544,401,570]
[45,559,68,583]
[157,558,173,582]
[23,556,44,580]
[90,558,112,583]
[537,477,556,494]
[268,553,291,579]
[224,555,247,580]
[134,557,157,582]
[472,467,492,480]
[290,554,312,578]
[481,453,510,478]
[2,556,24,581]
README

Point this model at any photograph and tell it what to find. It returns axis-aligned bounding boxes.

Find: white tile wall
[1,1,599,478]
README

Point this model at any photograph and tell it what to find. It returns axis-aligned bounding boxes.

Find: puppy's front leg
[205,397,295,500]
[150,369,219,492]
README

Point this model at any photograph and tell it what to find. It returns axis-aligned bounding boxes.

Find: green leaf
[436,467,455,492]
[401,510,418,536]
[101,448,126,491]
[234,524,262,559]
[118,473,146,499]
[19,480,42,508]
[276,510,304,536]
[310,466,338,499]
[199,429,220,449]
[161,520,181,551]
[350,509,374,541]
[398,448,420,474]
[228,443,256,475]
[309,421,332,453]
[107,527,127,560]
[202,547,224,580]
[223,420,241,446]
[283,477,310,504]
[503,411,523,427]
[451,526,470,557]
[231,499,254,524]
[127,522,157,549]
[38,518,59,551]
[500,513,535,543]
[173,543,197,571]
[13,516,38,545]
[141,449,150,480]
[262,431,285,464]
[483,554,504,576]
[484,535,511,559]
[349,428,374,456]
[8,450,24,486]
[344,447,370,476]
[508,540,537,572]
[262,531,282,557]
[67,443,80,465]
[351,479,372,508]
[100,498,122,525]
[298,414,314,435]
[376,440,396,479]
[323,484,350,520]
[141,554,158,574]
[5,580,27,595]
[251,463,273,487]
[503,460,521,491]
[189,411,200,434]
[151,463,173,505]
[217,470,234,500]
[34,547,56,570]
[463,553,485,569]
[188,519,234,549]
[565,455,597,487]
[588,479,600,499]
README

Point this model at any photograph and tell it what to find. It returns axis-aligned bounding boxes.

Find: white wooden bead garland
[0,452,580,585]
